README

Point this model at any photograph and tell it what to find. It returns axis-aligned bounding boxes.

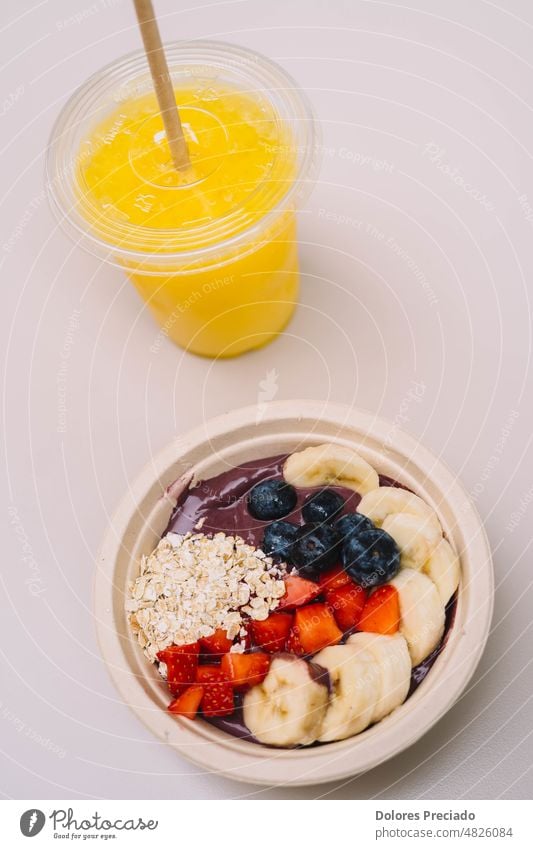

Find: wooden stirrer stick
[132,0,190,171]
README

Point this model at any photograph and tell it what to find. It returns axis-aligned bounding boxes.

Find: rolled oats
[126,532,287,663]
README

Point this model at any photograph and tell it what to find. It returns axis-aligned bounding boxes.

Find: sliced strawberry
[196,664,223,682]
[294,603,343,654]
[277,575,322,610]
[319,564,352,592]
[358,585,400,635]
[157,642,200,696]
[168,685,204,719]
[250,612,293,653]
[220,652,270,689]
[285,625,306,656]
[196,666,234,717]
[326,582,367,631]
[199,628,233,657]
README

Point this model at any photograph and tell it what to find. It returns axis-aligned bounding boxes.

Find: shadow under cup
[46,41,318,358]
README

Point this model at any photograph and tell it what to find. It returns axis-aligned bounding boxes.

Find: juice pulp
[77,83,299,357]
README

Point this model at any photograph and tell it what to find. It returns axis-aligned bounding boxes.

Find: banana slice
[358,486,441,536]
[424,538,460,605]
[313,645,380,742]
[242,655,328,747]
[391,568,445,666]
[283,443,379,495]
[382,512,442,570]
[347,632,411,722]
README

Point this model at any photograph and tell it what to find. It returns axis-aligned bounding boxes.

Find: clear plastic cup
[46,41,319,358]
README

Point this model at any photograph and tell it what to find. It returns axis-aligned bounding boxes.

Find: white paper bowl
[95,401,493,787]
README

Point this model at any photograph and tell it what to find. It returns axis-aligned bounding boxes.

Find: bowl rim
[94,400,494,787]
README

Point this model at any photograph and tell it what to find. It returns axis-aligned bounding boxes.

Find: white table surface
[1,0,532,800]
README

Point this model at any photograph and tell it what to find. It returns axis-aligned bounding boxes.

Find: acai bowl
[95,402,493,786]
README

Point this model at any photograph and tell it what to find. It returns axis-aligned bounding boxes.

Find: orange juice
[47,43,317,357]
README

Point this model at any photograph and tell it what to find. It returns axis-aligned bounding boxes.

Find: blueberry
[341,527,400,588]
[263,521,299,561]
[247,479,297,520]
[290,523,341,578]
[335,512,374,541]
[301,489,345,524]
